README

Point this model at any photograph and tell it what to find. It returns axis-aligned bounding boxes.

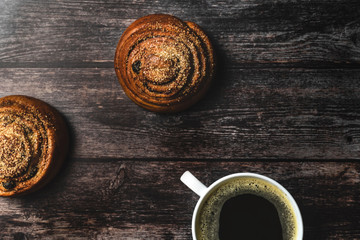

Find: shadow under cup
[191,173,303,240]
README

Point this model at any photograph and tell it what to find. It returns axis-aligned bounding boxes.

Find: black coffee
[196,177,297,240]
[219,194,282,240]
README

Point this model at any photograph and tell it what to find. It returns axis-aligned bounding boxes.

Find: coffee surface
[219,194,282,240]
[196,177,297,240]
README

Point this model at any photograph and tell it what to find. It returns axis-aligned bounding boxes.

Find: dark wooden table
[1,1,360,239]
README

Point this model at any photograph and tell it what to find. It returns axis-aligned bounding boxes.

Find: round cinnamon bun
[0,96,69,196]
[114,14,215,112]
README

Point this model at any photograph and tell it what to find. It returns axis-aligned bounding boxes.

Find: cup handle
[181,171,208,197]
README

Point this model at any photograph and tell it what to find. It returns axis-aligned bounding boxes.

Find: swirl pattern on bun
[115,14,215,112]
[0,96,68,196]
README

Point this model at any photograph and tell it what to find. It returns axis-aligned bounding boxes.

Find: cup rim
[191,172,303,240]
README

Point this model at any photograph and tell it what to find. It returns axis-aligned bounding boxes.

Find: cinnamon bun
[0,96,69,196]
[114,14,215,112]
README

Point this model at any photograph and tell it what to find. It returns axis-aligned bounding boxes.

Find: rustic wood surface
[0,0,360,239]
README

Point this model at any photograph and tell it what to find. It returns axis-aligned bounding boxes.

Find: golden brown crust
[114,14,215,112]
[0,95,69,196]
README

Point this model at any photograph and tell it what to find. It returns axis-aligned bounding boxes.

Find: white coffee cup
[181,171,303,240]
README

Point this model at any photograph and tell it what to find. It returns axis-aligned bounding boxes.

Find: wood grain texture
[1,68,359,159]
[0,0,359,68]
[1,0,360,239]
[0,160,359,239]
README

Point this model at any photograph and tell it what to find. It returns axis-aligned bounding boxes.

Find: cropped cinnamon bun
[115,14,215,112]
[0,96,69,196]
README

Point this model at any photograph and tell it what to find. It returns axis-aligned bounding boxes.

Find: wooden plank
[0,0,359,68]
[0,68,359,159]
[0,160,359,239]
[1,1,359,240]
